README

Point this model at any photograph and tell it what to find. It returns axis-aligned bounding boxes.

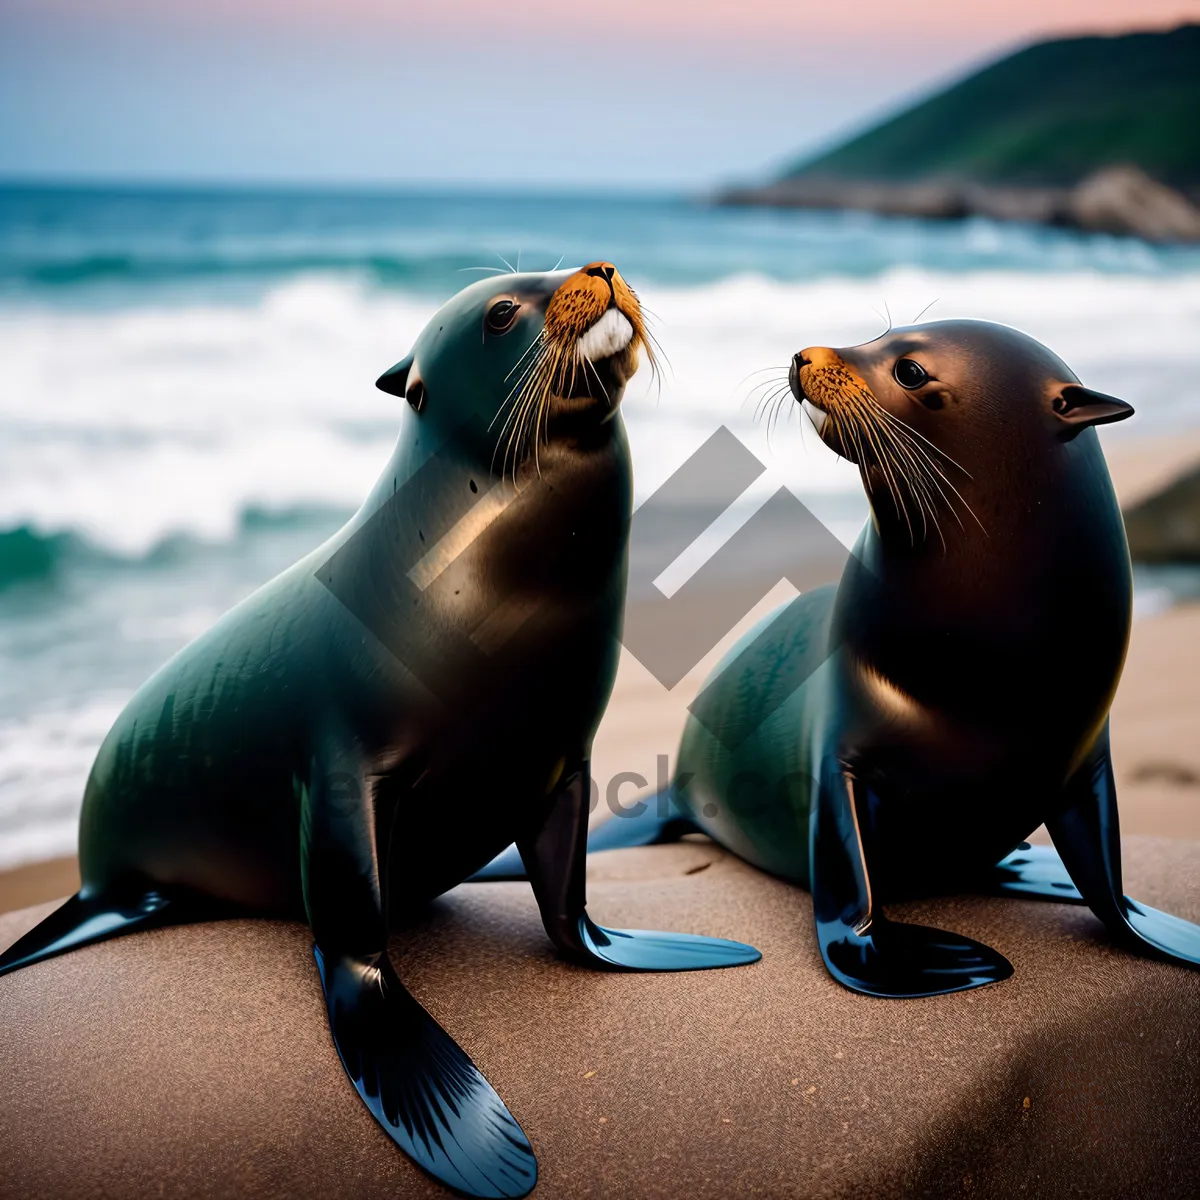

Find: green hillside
[786,24,1200,189]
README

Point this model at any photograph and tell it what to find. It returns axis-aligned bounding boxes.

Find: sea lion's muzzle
[539,261,652,401]
[546,262,643,357]
[790,347,857,437]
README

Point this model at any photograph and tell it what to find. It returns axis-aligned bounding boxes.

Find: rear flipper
[985,843,1084,903]
[467,790,697,883]
[315,948,536,1199]
[304,749,536,1198]
[1047,732,1200,969]
[812,766,1012,998]
[0,886,191,978]
[518,764,759,971]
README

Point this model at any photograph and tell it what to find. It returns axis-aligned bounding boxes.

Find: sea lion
[474,319,1200,997]
[0,263,759,1199]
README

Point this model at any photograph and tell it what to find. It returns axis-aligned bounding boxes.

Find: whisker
[491,334,549,432]
[859,391,985,539]
[868,401,985,534]
[767,391,793,448]
[495,347,554,474]
[740,365,791,384]
[856,400,942,525]
[848,395,913,543]
[745,374,791,400]
[748,371,790,392]
[750,380,786,419]
[911,297,939,324]
[502,329,548,386]
[880,422,963,532]
[753,382,793,424]
[869,412,937,547]
[872,402,974,478]
[518,349,558,441]
[639,326,671,382]
[582,354,612,408]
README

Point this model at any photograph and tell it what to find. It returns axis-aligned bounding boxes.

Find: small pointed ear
[375,353,413,397]
[1053,384,1134,434]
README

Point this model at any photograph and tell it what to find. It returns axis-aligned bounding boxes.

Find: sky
[0,0,1196,188]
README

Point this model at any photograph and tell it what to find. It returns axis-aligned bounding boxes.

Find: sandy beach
[3,428,1199,916]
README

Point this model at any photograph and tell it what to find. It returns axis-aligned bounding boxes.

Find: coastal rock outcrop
[1069,166,1200,242]
[718,166,1200,244]
[1124,464,1200,562]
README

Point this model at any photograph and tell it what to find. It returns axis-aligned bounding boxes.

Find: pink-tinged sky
[1,0,1196,186]
[4,0,1193,39]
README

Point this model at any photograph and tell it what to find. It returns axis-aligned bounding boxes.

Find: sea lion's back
[77,566,327,907]
[676,586,837,886]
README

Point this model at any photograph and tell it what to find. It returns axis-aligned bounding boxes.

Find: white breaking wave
[0,694,128,868]
[2,268,1199,555]
[0,279,429,554]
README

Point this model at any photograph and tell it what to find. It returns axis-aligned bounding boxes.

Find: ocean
[2,182,1199,868]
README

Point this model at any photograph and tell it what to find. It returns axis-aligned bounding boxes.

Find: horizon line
[0,174,706,198]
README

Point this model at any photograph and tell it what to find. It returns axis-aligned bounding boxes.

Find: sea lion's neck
[838,445,1132,743]
[361,406,630,516]
[859,433,1129,619]
[338,413,632,624]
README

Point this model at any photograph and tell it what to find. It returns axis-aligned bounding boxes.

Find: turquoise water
[5,184,1195,298]
[1,182,1198,865]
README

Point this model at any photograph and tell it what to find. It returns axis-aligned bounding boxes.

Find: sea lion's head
[789,319,1134,544]
[376,262,651,475]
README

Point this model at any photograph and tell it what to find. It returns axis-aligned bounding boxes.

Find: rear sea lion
[475,319,1200,997]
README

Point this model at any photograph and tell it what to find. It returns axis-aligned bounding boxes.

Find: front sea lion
[0,263,759,1199]
[475,319,1200,997]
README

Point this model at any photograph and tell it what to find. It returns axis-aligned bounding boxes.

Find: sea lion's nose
[585,263,616,283]
[799,346,838,370]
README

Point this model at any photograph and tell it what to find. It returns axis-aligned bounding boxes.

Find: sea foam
[2,268,1198,559]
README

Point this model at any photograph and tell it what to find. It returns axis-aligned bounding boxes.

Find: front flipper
[987,843,1084,903]
[303,753,536,1198]
[1047,732,1200,969]
[518,762,760,971]
[811,767,1012,998]
[314,948,536,1199]
[0,886,194,978]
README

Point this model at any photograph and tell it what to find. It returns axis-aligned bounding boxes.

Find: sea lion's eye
[486,299,521,335]
[893,358,929,390]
